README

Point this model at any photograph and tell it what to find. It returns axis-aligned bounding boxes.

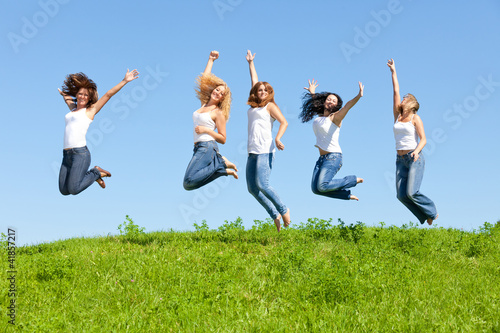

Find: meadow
[1,217,499,332]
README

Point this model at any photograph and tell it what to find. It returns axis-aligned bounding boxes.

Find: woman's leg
[314,153,358,200]
[183,141,228,191]
[246,154,280,220]
[59,153,70,195]
[66,147,101,195]
[396,156,427,224]
[406,153,438,221]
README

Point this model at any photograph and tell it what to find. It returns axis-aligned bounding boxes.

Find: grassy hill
[2,218,499,332]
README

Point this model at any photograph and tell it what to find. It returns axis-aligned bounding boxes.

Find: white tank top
[312,116,342,153]
[193,110,216,143]
[393,114,418,150]
[64,108,92,149]
[247,104,275,154]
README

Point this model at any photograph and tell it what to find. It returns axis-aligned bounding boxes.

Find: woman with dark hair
[387,59,438,225]
[183,50,238,191]
[301,79,364,200]
[245,50,290,231]
[58,69,139,195]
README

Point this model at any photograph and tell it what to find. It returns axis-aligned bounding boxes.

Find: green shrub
[117,215,145,238]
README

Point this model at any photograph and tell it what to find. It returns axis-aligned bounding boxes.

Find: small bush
[117,215,145,238]
[193,220,210,232]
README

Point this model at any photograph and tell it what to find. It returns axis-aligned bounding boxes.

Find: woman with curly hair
[183,50,238,191]
[57,69,139,195]
[301,79,364,201]
[387,59,438,225]
[245,50,290,232]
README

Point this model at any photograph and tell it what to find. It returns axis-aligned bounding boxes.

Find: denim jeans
[311,153,357,200]
[59,146,101,195]
[183,141,227,191]
[396,151,437,224]
[246,153,287,220]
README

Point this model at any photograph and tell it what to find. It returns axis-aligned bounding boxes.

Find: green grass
[2,218,500,332]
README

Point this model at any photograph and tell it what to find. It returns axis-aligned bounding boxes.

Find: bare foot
[222,157,238,172]
[357,177,364,184]
[274,214,281,232]
[350,195,359,201]
[427,214,438,226]
[96,178,106,189]
[283,208,291,227]
[95,166,111,178]
[227,169,238,179]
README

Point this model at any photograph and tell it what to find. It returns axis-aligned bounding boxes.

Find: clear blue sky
[1,0,499,246]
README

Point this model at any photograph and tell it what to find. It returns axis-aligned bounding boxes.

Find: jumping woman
[301,79,364,201]
[58,69,139,195]
[387,59,438,225]
[183,50,238,191]
[245,50,291,232]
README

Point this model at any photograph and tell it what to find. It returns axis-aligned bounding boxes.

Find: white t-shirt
[247,104,275,154]
[64,108,92,149]
[312,116,342,153]
[193,110,216,143]
[393,115,418,150]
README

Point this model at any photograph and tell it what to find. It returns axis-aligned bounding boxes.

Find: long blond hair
[399,93,420,114]
[195,73,231,120]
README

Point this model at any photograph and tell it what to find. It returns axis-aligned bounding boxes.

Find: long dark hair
[61,72,98,107]
[299,92,343,123]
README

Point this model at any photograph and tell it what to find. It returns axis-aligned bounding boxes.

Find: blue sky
[1,0,499,246]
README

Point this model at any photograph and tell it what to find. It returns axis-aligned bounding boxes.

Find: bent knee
[311,184,321,195]
[397,193,410,202]
[66,188,80,195]
[183,181,196,191]
[405,188,419,201]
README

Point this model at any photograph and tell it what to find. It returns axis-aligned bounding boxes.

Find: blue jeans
[396,152,437,224]
[183,141,227,191]
[311,153,357,200]
[59,146,101,195]
[246,153,287,220]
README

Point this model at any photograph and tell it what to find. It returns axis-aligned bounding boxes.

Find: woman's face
[210,85,226,103]
[257,84,268,101]
[324,94,338,110]
[76,88,90,107]
[401,94,410,106]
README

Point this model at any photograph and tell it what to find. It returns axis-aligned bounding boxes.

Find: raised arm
[387,58,401,122]
[304,79,318,95]
[87,69,139,119]
[58,88,76,110]
[267,103,288,150]
[331,82,364,127]
[203,51,219,76]
[246,50,258,88]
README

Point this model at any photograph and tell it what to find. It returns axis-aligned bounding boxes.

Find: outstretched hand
[358,81,364,97]
[209,50,219,61]
[387,58,396,72]
[58,88,67,96]
[246,50,256,62]
[304,79,318,94]
[124,69,139,82]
